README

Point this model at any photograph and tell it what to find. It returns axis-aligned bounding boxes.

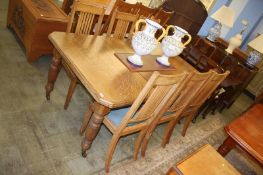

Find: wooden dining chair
[177,70,230,137]
[63,1,105,109]
[140,70,214,156]
[106,8,139,39]
[82,71,190,172]
[141,70,229,157]
[101,0,140,34]
[67,0,105,35]
[154,8,174,26]
[135,2,158,19]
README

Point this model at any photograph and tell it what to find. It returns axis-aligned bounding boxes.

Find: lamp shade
[211,5,235,28]
[248,34,263,54]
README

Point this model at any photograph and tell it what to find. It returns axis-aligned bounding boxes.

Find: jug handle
[165,25,176,36]
[183,34,192,47]
[157,27,166,42]
[135,19,146,33]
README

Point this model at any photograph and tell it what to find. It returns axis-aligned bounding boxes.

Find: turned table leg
[45,49,62,100]
[81,102,110,157]
[218,136,236,156]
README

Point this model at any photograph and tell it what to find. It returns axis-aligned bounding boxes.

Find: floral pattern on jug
[128,19,166,66]
[157,26,192,66]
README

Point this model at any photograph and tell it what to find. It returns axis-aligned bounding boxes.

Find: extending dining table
[45,31,196,156]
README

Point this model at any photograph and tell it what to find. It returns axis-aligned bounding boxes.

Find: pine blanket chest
[7,0,68,61]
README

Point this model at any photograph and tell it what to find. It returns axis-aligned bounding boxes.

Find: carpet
[96,114,263,175]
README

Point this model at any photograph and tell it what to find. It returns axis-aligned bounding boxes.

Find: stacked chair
[140,70,229,156]
[79,71,229,172]
[81,71,191,172]
[106,8,139,39]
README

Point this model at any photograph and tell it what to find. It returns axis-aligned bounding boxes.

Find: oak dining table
[45,31,196,156]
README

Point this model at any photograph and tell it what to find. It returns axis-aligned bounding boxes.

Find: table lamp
[207,5,235,42]
[225,20,249,54]
[247,34,263,66]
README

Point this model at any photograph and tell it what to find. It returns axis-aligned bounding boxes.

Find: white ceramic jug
[157,25,192,66]
[128,19,166,66]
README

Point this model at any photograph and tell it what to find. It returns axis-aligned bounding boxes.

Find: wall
[242,15,263,50]
[221,0,248,38]
[198,0,230,36]
[226,0,263,51]
[198,0,263,48]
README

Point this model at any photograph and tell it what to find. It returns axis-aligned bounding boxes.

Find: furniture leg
[64,78,78,109]
[161,119,178,148]
[79,102,94,135]
[182,113,195,136]
[141,124,157,157]
[81,102,110,157]
[45,49,62,100]
[105,135,120,173]
[134,129,147,160]
[217,136,236,156]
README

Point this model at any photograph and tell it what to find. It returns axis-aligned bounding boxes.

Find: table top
[174,144,240,175]
[49,32,195,108]
[226,104,263,164]
[115,53,177,72]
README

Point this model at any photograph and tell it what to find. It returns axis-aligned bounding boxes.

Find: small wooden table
[166,144,240,175]
[45,32,196,155]
[218,104,263,165]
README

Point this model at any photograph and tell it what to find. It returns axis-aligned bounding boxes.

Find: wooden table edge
[48,32,147,109]
[225,126,263,165]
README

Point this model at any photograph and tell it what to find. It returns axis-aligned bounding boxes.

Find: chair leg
[105,135,120,173]
[79,103,94,135]
[64,78,78,110]
[181,113,195,136]
[140,126,156,158]
[161,119,178,148]
[133,129,147,160]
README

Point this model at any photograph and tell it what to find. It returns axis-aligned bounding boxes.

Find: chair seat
[108,108,176,127]
[107,107,130,127]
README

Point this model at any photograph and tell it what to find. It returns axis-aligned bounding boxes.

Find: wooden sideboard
[181,36,258,111]
[215,38,263,96]
[245,46,263,96]
[7,0,68,62]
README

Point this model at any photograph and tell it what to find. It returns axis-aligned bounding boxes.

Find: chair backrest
[106,9,139,39]
[81,0,110,5]
[66,1,105,35]
[101,0,140,34]
[113,0,139,14]
[154,8,174,26]
[116,71,190,132]
[135,2,158,19]
[184,70,230,114]
[169,71,214,113]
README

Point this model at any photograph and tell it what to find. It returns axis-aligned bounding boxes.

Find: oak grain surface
[49,32,146,108]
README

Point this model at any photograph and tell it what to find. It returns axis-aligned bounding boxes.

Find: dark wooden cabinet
[161,0,208,37]
[7,0,68,62]
[181,36,258,112]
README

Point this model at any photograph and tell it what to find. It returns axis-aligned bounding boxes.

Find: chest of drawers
[7,0,68,61]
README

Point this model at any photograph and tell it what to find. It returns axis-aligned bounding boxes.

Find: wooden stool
[218,104,263,165]
[166,144,240,175]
